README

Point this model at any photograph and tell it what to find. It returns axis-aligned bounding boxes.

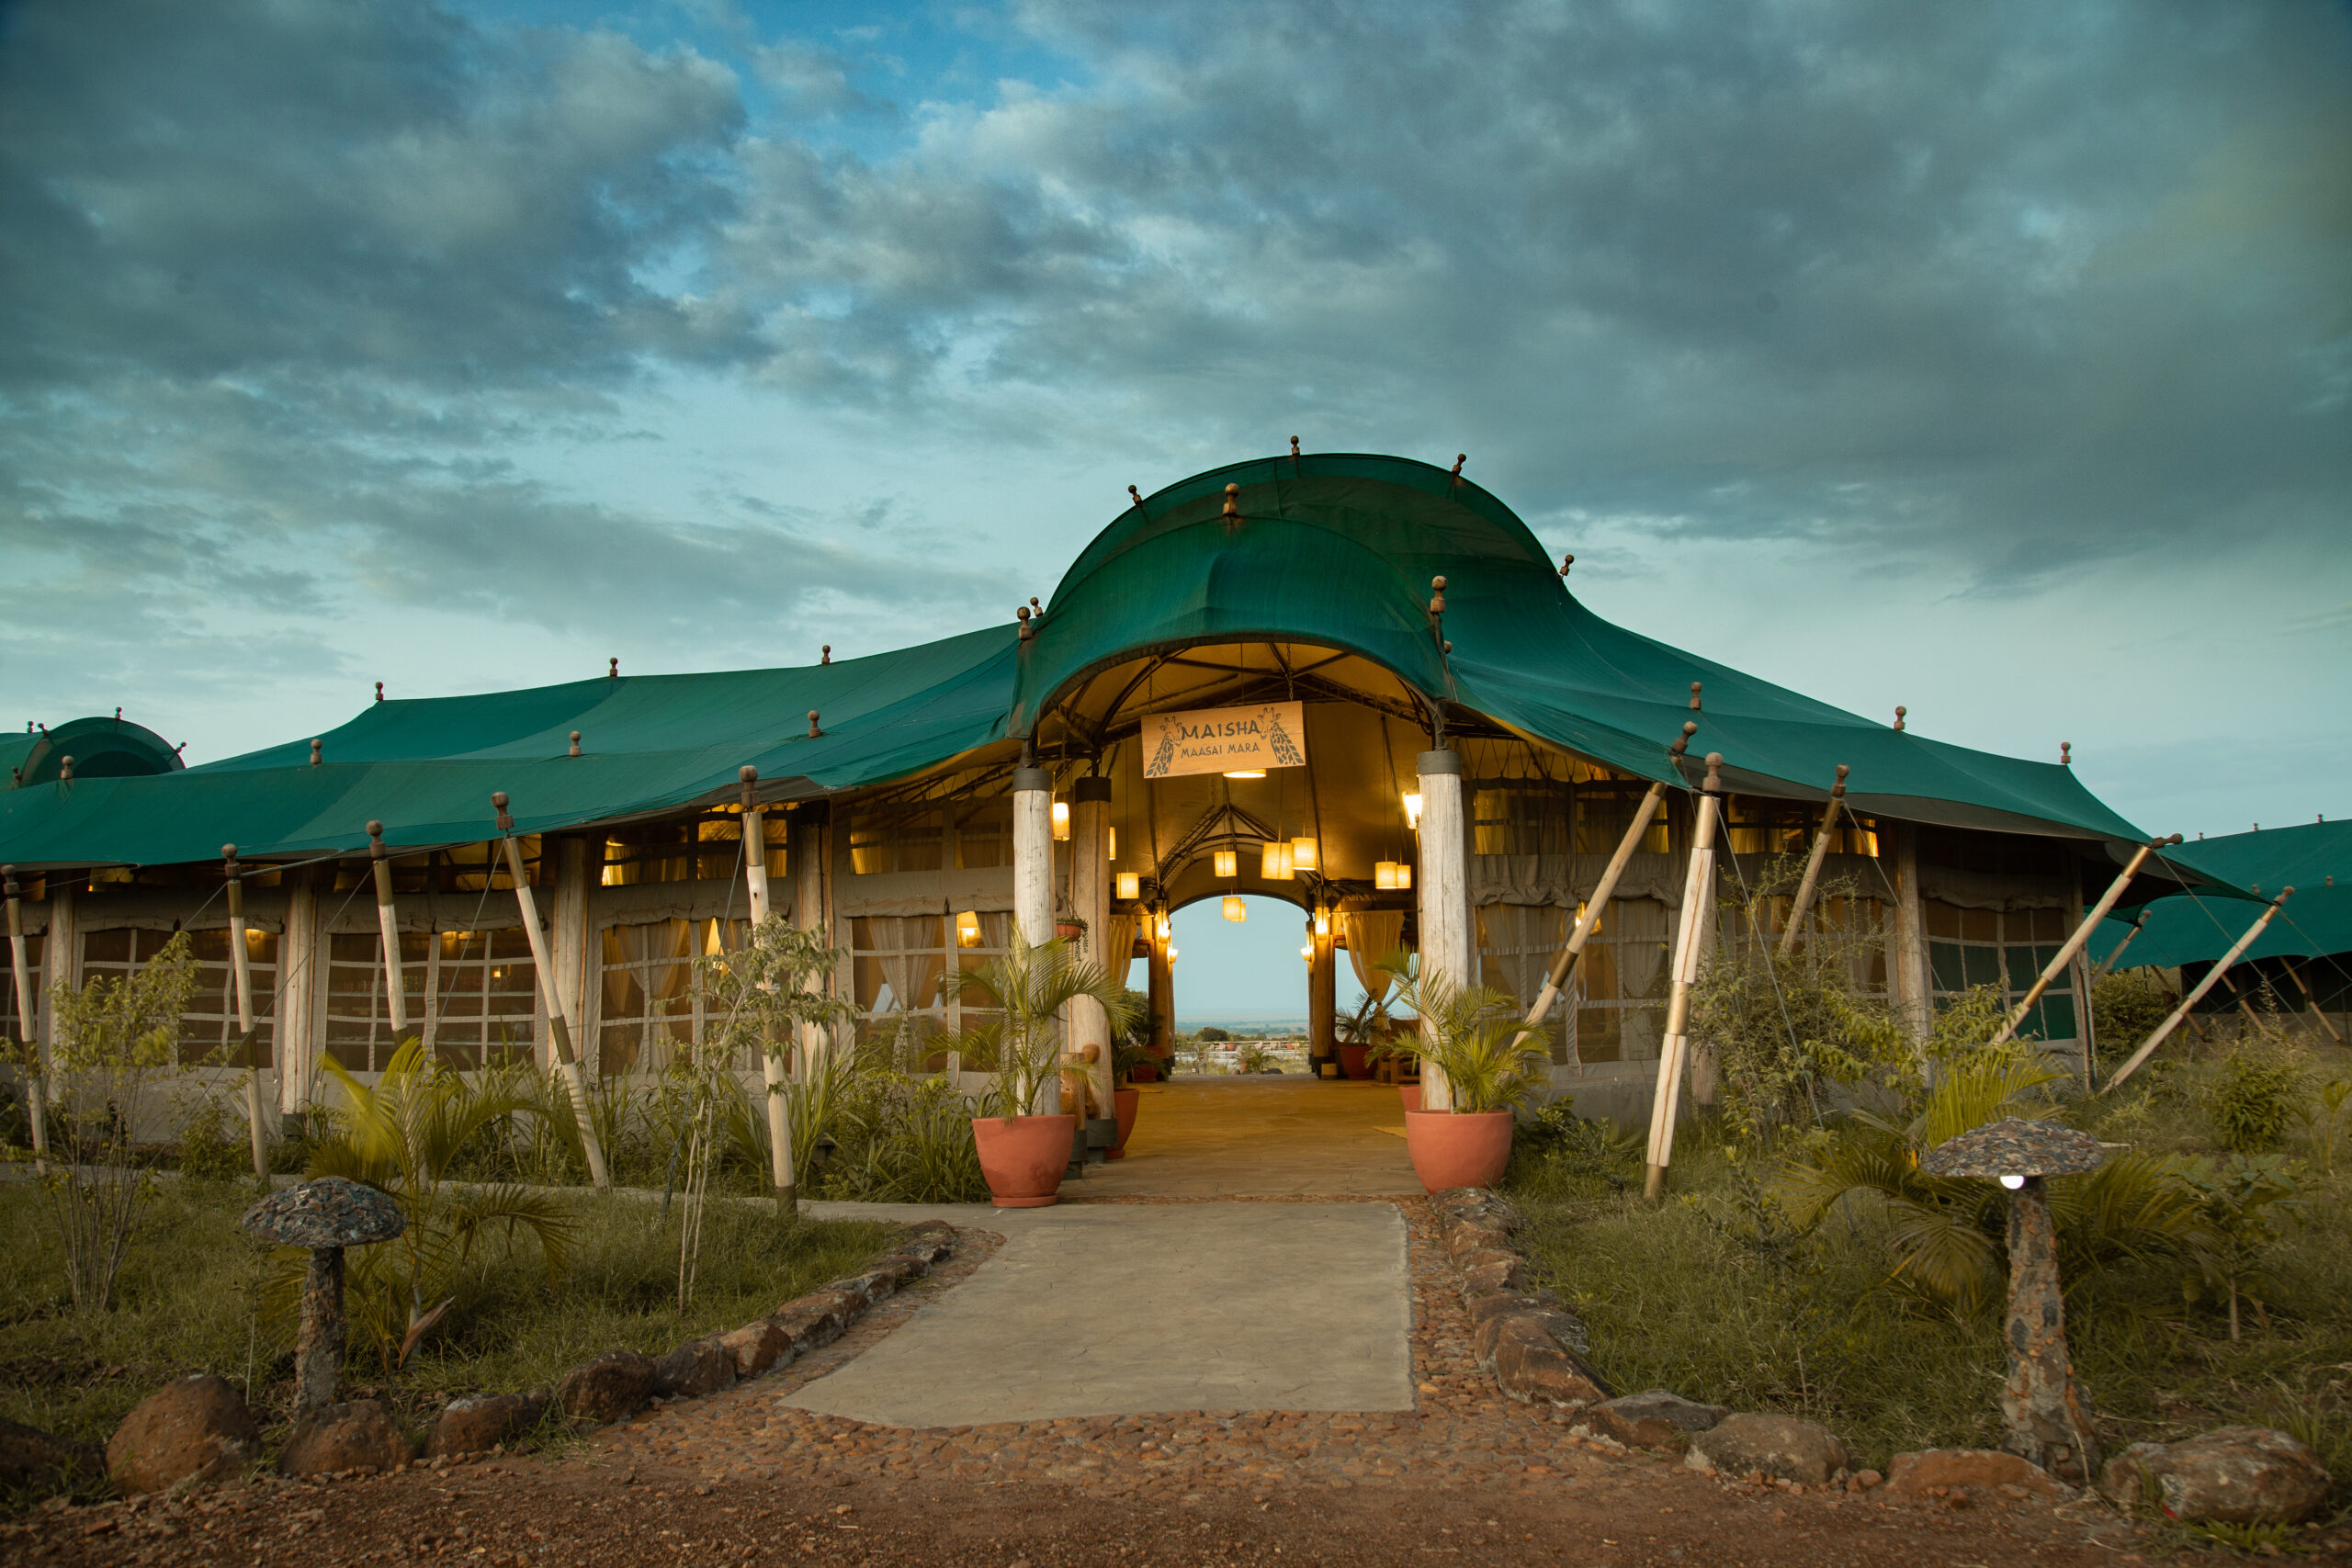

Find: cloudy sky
[6,0,2348,927]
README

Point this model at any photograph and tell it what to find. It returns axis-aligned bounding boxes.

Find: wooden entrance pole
[490,793,610,1187]
[2105,891,2292,1092]
[5,866,49,1170]
[740,767,796,1216]
[1415,748,1471,1111]
[1012,763,1059,1114]
[220,847,270,1179]
[364,823,409,1038]
[1989,837,2178,1046]
[1644,754,1723,1199]
[1069,777,1115,1125]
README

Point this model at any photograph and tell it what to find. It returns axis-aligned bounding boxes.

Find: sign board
[1141,701,1307,779]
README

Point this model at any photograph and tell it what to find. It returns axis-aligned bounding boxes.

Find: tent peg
[568,731,581,758]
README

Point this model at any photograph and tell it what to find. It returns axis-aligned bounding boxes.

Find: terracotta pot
[1336,1044,1373,1080]
[1129,1062,1159,1084]
[971,1114,1076,1208]
[1397,1084,1422,1113]
[1055,921,1085,942]
[1403,1109,1513,1193]
[1108,1088,1141,1159]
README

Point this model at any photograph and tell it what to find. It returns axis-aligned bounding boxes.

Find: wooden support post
[1513,751,1682,1057]
[2285,957,2344,1043]
[365,823,408,1036]
[1069,777,1115,1126]
[1990,838,2176,1045]
[5,866,49,1170]
[1415,748,1471,1111]
[2094,908,2149,977]
[1776,765,1849,956]
[2105,891,2292,1092]
[277,868,318,1116]
[1012,764,1059,1114]
[1645,754,1723,1199]
[793,811,829,1072]
[741,767,795,1216]
[1885,822,1931,1044]
[1309,908,1337,1069]
[1148,904,1173,1066]
[490,793,610,1187]
[221,847,270,1179]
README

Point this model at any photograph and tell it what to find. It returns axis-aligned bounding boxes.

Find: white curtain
[1102,910,1138,995]
[1342,910,1407,1001]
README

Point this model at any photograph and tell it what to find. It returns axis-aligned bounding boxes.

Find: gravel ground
[6,1198,2278,1567]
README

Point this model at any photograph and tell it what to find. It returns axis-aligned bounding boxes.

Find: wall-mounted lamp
[1402,791,1424,829]
[1314,908,1330,936]
[956,910,982,948]
[1051,801,1070,840]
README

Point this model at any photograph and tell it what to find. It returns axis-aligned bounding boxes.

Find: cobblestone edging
[423,1220,965,1461]
[1427,1187,1616,1413]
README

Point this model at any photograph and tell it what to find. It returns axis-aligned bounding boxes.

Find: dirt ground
[9,1195,2340,1566]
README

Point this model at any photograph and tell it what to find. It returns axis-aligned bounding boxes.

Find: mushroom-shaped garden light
[242,1178,404,1413]
[1920,1116,2106,1482]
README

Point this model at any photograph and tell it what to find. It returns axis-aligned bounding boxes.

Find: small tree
[946,930,1135,1117]
[2180,1153,2303,1342]
[18,931,200,1313]
[1374,957,1551,1113]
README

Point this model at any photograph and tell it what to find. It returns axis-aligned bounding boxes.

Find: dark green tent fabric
[0,452,2205,875]
[4,716,183,789]
[2091,821,2352,967]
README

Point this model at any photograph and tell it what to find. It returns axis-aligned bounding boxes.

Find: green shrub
[173,1093,252,1183]
[2092,969,2174,1067]
[2205,1040,2310,1152]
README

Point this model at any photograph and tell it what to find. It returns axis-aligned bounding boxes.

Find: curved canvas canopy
[0,451,2209,883]
[4,716,183,789]
[2091,820,2352,967]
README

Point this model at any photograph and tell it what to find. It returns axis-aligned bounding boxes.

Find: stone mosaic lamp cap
[1919,1117,2106,1180]
[241,1176,405,1248]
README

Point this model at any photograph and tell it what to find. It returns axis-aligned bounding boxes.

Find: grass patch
[0,1177,891,1477]
[1507,1051,2352,1509]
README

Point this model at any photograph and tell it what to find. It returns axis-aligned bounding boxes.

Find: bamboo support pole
[365,822,408,1036]
[2285,957,2344,1043]
[491,793,610,1187]
[2093,908,2150,978]
[1990,837,2177,1046]
[740,767,796,1217]
[221,847,269,1179]
[5,866,48,1171]
[1776,764,1849,956]
[1644,753,1722,1199]
[2105,891,2292,1092]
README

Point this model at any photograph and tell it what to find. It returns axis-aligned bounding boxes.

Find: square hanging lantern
[1051,801,1070,840]
[1214,849,1238,878]
[956,910,982,948]
[1374,861,1399,890]
[1402,791,1424,829]
[1292,837,1318,872]
[1222,895,1247,923]
[1396,863,1412,890]
[1116,872,1141,901]
[1260,841,1295,880]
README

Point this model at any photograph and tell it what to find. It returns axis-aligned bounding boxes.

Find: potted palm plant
[1334,990,1391,1080]
[945,930,1136,1207]
[1377,957,1551,1192]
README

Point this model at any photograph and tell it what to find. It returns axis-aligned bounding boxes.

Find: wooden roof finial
[1689,682,1702,711]
[2060,741,2071,766]
[568,730,582,758]
[374,682,383,704]
[366,821,388,860]
[1222,483,1241,529]
[1128,484,1144,510]
[1290,435,1300,459]
[1668,720,1699,759]
[608,657,618,679]
[1450,454,1465,482]
[1559,553,1575,576]
[1832,762,1849,796]
[58,755,73,783]
[820,645,831,665]
[309,739,322,766]
[808,710,823,739]
[1893,705,1906,731]
[491,791,514,834]
[1017,604,1035,641]
[740,763,759,811]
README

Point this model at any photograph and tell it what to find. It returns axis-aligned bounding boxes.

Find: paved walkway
[788,1201,1413,1425]
[1075,1074,1421,1197]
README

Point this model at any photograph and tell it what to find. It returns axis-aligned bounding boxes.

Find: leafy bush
[2091,968,2174,1067]
[2177,1153,2304,1342]
[2204,1038,2311,1152]
[173,1092,253,1183]
[1196,1026,1231,1043]
[1373,958,1550,1112]
[815,1070,993,1202]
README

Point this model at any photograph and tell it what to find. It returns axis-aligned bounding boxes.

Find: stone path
[1072,1076,1421,1198]
[785,1201,1412,1426]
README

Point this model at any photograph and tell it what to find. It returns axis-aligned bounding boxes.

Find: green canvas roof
[0,453,2215,880]
[2091,820,2352,967]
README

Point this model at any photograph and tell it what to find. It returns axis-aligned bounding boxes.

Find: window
[602,816,775,887]
[1568,897,1672,1064]
[596,918,752,1075]
[1476,904,1569,1062]
[1723,801,1880,859]
[1927,902,2078,1041]
[849,807,944,875]
[954,799,1012,870]
[1473,786,1571,857]
[81,928,277,1067]
[1574,786,1671,856]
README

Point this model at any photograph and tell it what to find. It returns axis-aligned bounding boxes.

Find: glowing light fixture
[1223,769,1266,780]
[1109,827,1117,860]
[1260,840,1295,880]
[956,910,982,948]
[1402,791,1424,829]
[1116,872,1142,901]
[1155,912,1171,941]
[1396,863,1412,890]
[1291,837,1318,872]
[1374,861,1400,890]
[1214,849,1238,879]
[1051,800,1070,840]
[1167,944,1179,963]
[1300,944,1313,963]
[2000,1173,2026,1190]
[1222,896,1247,923]
[1314,907,1330,936]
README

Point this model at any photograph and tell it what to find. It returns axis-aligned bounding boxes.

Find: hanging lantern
[1314,907,1330,936]
[1402,790,1424,829]
[1214,849,1238,878]
[1374,861,1399,890]
[1051,800,1070,840]
[1109,827,1117,860]
[1116,872,1141,901]
[1396,863,1412,890]
[1222,896,1247,923]
[956,910,982,948]
[1260,841,1294,880]
[1291,836,1318,872]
